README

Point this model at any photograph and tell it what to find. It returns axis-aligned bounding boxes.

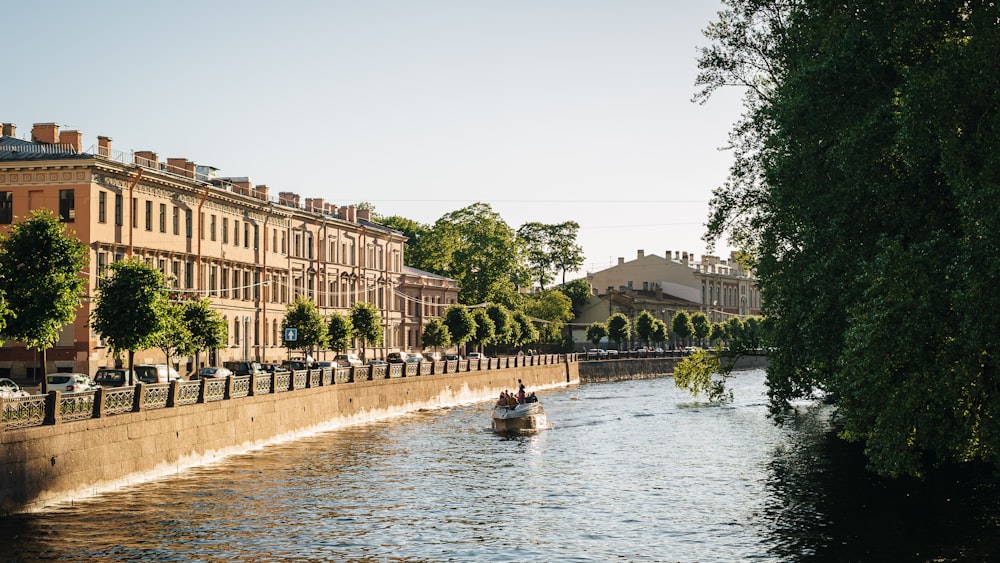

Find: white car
[45,373,96,393]
[197,366,233,379]
[0,377,29,399]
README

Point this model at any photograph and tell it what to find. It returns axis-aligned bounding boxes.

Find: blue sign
[284,328,298,342]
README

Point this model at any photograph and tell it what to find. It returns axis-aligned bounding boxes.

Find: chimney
[279,192,300,208]
[324,203,337,215]
[664,250,670,261]
[134,151,159,168]
[1,123,16,137]
[357,209,371,222]
[58,130,83,152]
[674,251,680,261]
[97,135,112,157]
[682,252,689,265]
[167,158,196,179]
[254,184,270,201]
[617,257,625,266]
[32,123,60,144]
[637,249,644,259]
[305,198,325,213]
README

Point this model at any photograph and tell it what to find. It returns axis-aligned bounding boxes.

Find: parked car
[606,349,619,358]
[0,377,29,399]
[367,359,387,366]
[386,352,408,364]
[224,361,265,376]
[260,363,289,374]
[587,348,608,359]
[466,352,487,361]
[405,353,425,364]
[134,364,181,384]
[425,352,442,362]
[46,373,97,393]
[443,353,460,361]
[334,354,362,367]
[315,361,335,370]
[280,359,309,371]
[197,366,233,379]
[93,368,128,387]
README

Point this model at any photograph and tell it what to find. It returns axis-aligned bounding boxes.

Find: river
[2,369,999,561]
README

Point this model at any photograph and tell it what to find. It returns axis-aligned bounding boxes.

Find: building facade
[0,121,421,377]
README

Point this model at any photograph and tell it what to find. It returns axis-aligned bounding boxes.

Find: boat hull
[491,403,546,433]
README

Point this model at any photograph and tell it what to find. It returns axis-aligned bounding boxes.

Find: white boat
[491,401,546,433]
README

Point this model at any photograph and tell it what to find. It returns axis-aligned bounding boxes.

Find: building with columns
[0,121,421,377]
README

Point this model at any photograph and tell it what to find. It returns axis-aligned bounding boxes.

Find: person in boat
[526,392,538,403]
[497,391,507,407]
[506,392,518,408]
[517,379,526,404]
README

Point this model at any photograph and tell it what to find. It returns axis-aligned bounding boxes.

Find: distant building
[398,266,460,352]
[0,121,414,377]
[570,249,761,349]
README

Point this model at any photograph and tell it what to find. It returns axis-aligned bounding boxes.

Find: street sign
[284,328,297,342]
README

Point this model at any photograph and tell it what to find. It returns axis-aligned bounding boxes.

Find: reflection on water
[2,370,1000,561]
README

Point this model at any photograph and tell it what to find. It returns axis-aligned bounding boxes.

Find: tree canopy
[350,301,383,361]
[282,297,327,356]
[698,0,1000,476]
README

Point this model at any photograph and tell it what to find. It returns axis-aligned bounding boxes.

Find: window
[115,194,123,226]
[185,209,192,238]
[58,189,75,222]
[210,214,217,241]
[234,220,240,246]
[209,266,217,295]
[243,271,250,300]
[131,198,137,227]
[97,192,106,223]
[185,260,194,288]
[281,232,286,254]
[233,270,240,299]
[244,223,249,248]
[172,206,179,235]
[253,224,259,250]
[171,261,180,287]
[159,204,166,232]
[96,252,108,287]
[199,212,205,240]
[221,268,229,298]
[222,217,229,244]
[144,200,152,230]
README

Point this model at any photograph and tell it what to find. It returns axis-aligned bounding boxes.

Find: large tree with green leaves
[0,210,86,389]
[517,221,585,290]
[485,303,513,355]
[92,258,169,385]
[671,311,693,349]
[634,310,657,348]
[524,289,573,344]
[469,308,495,354]
[511,311,539,351]
[698,0,1000,476]
[350,301,383,361]
[606,313,630,351]
[421,203,525,308]
[586,322,608,349]
[443,304,476,354]
[421,318,451,355]
[282,297,327,359]
[151,301,192,372]
[327,311,354,354]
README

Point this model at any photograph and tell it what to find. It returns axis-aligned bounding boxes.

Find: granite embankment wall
[0,361,578,514]
[578,353,768,383]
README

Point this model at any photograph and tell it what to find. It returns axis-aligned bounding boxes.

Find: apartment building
[0,121,408,377]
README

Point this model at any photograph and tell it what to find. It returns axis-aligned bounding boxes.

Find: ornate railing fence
[0,353,577,431]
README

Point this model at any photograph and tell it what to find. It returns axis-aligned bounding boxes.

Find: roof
[402,265,457,282]
[0,136,90,161]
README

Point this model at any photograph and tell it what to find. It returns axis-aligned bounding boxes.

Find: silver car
[45,373,96,393]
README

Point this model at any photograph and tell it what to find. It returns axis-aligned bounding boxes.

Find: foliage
[327,311,354,353]
[181,298,227,369]
[421,318,451,351]
[420,203,525,308]
[634,310,657,347]
[380,215,431,270]
[673,348,732,403]
[91,258,169,381]
[443,304,476,348]
[485,303,513,352]
[517,221,584,289]
[671,311,693,347]
[651,320,668,348]
[524,289,573,343]
[698,0,1000,476]
[0,210,86,359]
[606,313,630,350]
[151,301,192,367]
[691,312,711,346]
[559,278,593,316]
[586,322,608,348]
[469,308,495,352]
[350,301,383,360]
[511,311,539,349]
[282,296,327,354]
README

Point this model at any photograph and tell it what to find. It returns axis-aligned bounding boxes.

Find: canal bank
[578,353,768,383]
[0,358,578,514]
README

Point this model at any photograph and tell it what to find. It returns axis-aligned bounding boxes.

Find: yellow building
[0,121,413,377]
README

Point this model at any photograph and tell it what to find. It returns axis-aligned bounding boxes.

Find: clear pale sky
[5,1,743,277]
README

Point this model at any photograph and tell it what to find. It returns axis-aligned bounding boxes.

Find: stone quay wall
[0,357,579,514]
[579,353,769,383]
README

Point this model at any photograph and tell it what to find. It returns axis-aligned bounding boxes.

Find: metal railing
[1,354,576,431]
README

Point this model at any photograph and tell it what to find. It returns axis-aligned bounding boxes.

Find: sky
[5,1,744,277]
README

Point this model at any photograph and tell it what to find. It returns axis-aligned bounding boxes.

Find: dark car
[260,363,289,374]
[94,368,128,387]
[386,352,407,364]
[281,359,309,371]
[223,361,264,377]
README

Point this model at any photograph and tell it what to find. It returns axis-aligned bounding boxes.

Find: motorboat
[491,400,546,433]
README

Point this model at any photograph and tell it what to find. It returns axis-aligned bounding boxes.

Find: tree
[671,311,693,349]
[634,310,657,348]
[651,320,668,349]
[327,311,354,354]
[697,0,1000,476]
[559,278,593,317]
[606,313,630,351]
[690,312,711,347]
[674,348,731,403]
[92,258,169,385]
[420,203,525,308]
[443,304,476,353]
[512,311,539,351]
[524,289,573,343]
[586,322,608,348]
[549,221,584,286]
[421,318,451,354]
[350,301,383,362]
[182,298,227,372]
[517,222,556,290]
[380,215,432,271]
[469,308,495,353]
[282,296,327,360]
[0,210,85,390]
[150,301,192,373]
[485,303,513,355]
